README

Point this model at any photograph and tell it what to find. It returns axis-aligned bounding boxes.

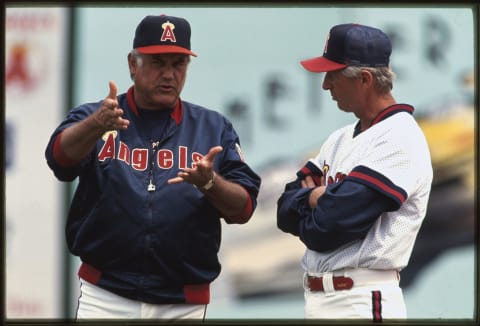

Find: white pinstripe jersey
[302,106,433,273]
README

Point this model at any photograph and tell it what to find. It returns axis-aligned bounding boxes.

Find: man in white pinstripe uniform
[277,23,433,320]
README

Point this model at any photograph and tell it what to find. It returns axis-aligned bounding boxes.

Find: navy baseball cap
[301,23,391,72]
[133,14,197,56]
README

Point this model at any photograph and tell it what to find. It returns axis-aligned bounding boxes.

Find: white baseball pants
[304,269,407,320]
[76,278,207,320]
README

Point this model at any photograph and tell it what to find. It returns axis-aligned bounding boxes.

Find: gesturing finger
[101,81,119,111]
[108,80,118,100]
[203,146,223,163]
[167,176,184,184]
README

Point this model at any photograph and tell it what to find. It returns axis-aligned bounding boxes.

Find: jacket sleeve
[278,178,396,252]
[217,118,262,223]
[277,184,313,236]
[276,160,324,235]
[45,103,98,182]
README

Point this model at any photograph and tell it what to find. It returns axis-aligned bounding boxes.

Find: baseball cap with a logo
[301,23,391,72]
[133,15,197,56]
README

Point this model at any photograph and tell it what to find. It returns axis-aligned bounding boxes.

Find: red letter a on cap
[161,22,176,42]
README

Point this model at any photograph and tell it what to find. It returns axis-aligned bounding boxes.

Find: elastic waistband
[79,262,102,284]
[78,262,211,304]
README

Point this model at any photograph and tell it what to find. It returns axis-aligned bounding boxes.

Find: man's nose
[161,65,175,78]
[322,76,330,90]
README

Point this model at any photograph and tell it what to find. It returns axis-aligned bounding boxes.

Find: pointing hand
[94,80,130,132]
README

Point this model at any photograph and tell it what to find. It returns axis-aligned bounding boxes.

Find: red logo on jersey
[322,161,346,185]
[98,132,203,170]
[161,21,176,43]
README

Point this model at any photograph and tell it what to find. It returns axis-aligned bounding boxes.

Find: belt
[306,275,354,292]
[306,269,399,292]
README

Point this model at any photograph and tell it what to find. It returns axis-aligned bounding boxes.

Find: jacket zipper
[147,139,160,192]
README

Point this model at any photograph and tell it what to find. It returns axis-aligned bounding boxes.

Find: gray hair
[342,66,395,94]
[130,49,144,66]
[129,49,143,80]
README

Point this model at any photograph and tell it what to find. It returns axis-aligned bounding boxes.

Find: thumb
[108,80,118,100]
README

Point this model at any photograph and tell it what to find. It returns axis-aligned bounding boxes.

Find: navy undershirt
[137,108,173,141]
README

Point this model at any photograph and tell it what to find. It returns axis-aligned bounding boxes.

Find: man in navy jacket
[45,14,261,320]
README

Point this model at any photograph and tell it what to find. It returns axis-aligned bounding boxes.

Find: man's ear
[360,70,373,84]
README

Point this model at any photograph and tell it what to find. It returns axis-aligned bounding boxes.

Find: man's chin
[153,95,178,109]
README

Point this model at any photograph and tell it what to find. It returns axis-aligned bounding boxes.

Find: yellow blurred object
[418,105,475,187]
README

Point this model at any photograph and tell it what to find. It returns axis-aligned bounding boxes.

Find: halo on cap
[133,15,198,57]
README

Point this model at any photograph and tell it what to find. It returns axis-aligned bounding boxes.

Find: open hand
[168,146,223,187]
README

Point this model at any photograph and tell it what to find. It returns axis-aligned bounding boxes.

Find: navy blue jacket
[45,87,261,304]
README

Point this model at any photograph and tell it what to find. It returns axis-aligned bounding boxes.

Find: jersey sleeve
[346,120,430,209]
[346,165,407,210]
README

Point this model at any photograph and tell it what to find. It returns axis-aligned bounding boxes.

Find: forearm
[58,116,105,162]
[201,174,252,224]
[56,81,129,163]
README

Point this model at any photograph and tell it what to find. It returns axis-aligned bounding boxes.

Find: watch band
[200,171,216,190]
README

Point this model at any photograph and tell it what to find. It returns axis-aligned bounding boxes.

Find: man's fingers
[168,147,222,186]
[303,175,316,188]
[108,80,118,100]
[167,176,184,184]
[205,146,223,162]
[115,116,130,130]
[301,179,307,188]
